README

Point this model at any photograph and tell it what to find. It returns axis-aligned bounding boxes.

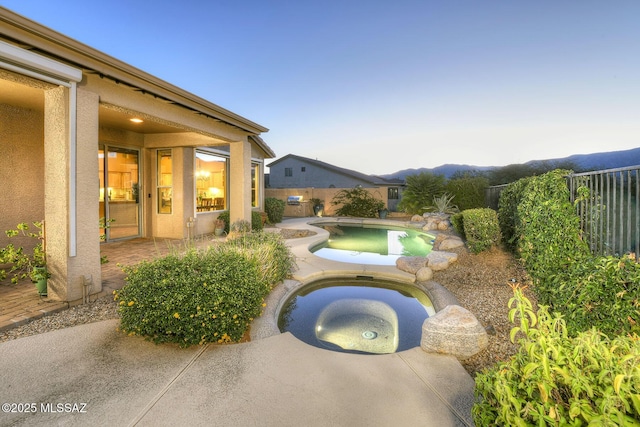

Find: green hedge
[454,208,501,254]
[115,232,295,347]
[445,176,489,211]
[474,287,640,425]
[497,169,640,337]
[264,197,285,224]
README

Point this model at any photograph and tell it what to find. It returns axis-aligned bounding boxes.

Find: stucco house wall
[0,7,274,303]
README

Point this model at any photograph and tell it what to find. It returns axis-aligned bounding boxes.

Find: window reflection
[196,151,227,212]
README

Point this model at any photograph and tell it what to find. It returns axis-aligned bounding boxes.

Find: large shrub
[513,170,591,285]
[549,255,640,337]
[474,286,640,426]
[331,187,384,218]
[115,232,294,347]
[397,172,446,214]
[445,176,489,211]
[264,197,285,224]
[497,169,640,337]
[455,208,501,254]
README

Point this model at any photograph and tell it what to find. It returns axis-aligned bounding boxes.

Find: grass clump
[115,232,295,347]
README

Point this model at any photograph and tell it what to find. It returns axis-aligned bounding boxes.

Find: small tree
[331,187,384,218]
[397,172,446,214]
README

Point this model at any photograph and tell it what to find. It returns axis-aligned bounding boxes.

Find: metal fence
[485,165,640,261]
[568,166,639,261]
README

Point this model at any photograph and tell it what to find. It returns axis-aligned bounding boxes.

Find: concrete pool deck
[0,218,477,426]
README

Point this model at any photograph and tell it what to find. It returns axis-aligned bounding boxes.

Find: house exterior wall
[0,103,44,242]
[269,158,376,188]
[0,9,273,303]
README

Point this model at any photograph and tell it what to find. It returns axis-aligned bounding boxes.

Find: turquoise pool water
[311,223,434,265]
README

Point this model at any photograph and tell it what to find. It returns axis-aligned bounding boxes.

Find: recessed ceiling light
[130,118,143,123]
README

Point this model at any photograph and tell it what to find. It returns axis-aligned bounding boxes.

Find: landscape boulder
[426,251,458,271]
[395,256,428,274]
[421,305,488,360]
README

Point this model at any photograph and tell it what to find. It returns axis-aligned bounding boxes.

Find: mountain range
[381,147,640,180]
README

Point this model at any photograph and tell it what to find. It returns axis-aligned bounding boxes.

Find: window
[196,151,227,212]
[157,149,172,214]
[388,187,399,200]
[301,167,306,172]
[252,163,260,207]
[285,167,292,177]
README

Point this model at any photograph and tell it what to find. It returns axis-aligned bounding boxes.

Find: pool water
[278,278,435,354]
[311,223,434,265]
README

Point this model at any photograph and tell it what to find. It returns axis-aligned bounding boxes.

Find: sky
[2,1,639,175]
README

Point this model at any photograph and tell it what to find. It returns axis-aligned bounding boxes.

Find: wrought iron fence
[485,165,640,261]
[568,166,639,262]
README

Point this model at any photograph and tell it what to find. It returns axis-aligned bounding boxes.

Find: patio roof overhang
[0,6,276,158]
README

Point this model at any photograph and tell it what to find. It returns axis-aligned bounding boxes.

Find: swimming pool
[310,223,434,265]
[278,277,436,354]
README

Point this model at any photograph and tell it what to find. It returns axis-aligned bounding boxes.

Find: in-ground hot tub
[278,277,436,354]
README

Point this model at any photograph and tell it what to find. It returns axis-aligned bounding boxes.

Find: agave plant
[424,193,459,215]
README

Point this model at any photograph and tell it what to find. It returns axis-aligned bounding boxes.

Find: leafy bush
[497,169,640,337]
[115,232,294,347]
[445,176,489,211]
[264,197,285,224]
[397,172,446,214]
[549,255,640,337]
[474,286,640,426]
[216,211,264,234]
[497,176,531,250]
[456,208,501,254]
[331,187,384,218]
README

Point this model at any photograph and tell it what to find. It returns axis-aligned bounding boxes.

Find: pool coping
[251,217,461,341]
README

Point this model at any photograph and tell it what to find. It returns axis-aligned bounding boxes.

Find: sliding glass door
[99,145,141,241]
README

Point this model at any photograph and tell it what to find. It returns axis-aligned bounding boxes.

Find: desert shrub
[264,197,285,224]
[497,169,640,337]
[251,211,264,231]
[397,172,446,214]
[497,176,531,250]
[115,232,293,347]
[216,211,263,234]
[501,170,591,303]
[445,176,489,211]
[450,213,464,236]
[331,187,384,218]
[473,286,640,426]
[456,208,501,254]
[549,255,640,337]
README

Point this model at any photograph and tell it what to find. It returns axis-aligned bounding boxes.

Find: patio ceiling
[0,77,183,134]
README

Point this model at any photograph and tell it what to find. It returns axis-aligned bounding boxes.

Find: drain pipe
[69,81,78,257]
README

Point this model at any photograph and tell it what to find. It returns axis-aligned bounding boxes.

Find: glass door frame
[99,144,142,242]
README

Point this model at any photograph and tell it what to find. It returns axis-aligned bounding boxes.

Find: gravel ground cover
[0,228,533,377]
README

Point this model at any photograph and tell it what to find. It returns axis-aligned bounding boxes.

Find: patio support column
[229,138,252,226]
[44,86,101,302]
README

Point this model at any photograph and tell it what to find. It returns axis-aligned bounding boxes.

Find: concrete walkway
[0,320,475,426]
[0,218,477,426]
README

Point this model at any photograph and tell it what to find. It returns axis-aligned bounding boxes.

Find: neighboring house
[0,7,274,303]
[267,154,404,211]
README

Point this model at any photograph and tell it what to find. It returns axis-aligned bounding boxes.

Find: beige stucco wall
[0,103,45,253]
[265,187,390,217]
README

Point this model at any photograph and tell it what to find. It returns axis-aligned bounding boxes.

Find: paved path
[0,320,475,426]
